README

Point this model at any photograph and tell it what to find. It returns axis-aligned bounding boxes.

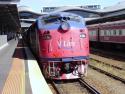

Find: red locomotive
[26,12,89,79]
[88,20,125,49]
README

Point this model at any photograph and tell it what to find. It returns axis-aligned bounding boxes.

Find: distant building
[42,7,59,13]
[42,5,101,13]
[80,5,101,10]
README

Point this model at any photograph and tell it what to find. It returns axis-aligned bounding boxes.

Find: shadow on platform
[12,39,27,59]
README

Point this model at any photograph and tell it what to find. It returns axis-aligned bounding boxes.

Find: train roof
[102,20,125,25]
[41,12,83,18]
[37,12,84,22]
[87,19,125,27]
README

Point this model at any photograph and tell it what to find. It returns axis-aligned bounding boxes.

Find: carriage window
[90,31,93,36]
[107,30,109,36]
[109,30,112,36]
[93,30,96,36]
[122,29,125,35]
[111,30,113,35]
[104,30,107,35]
[119,30,122,35]
[89,31,92,36]
[113,30,116,35]
[107,30,111,36]
[100,30,104,36]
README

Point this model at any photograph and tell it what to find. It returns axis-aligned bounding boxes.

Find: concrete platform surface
[0,39,52,94]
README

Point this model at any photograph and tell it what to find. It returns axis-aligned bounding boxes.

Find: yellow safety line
[2,58,25,94]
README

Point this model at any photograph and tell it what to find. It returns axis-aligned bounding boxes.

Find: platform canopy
[86,11,125,25]
[0,0,20,4]
[0,4,20,33]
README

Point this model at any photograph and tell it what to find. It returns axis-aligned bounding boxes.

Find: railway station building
[18,1,125,37]
[18,6,42,32]
[86,1,125,24]
[0,0,20,47]
[42,5,101,13]
[13,1,125,31]
[48,1,125,25]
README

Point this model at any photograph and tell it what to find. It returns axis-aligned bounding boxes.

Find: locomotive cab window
[69,16,81,22]
[43,15,61,24]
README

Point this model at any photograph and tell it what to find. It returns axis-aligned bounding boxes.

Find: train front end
[37,12,89,79]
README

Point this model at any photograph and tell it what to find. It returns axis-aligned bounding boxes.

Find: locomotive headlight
[80,33,86,38]
[61,22,69,30]
[59,22,70,33]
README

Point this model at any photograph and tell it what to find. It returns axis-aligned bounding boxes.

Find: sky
[18,0,124,13]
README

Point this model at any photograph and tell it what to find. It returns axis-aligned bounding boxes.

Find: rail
[78,78,100,94]
[89,65,125,83]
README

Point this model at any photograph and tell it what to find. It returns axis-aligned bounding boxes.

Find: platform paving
[0,39,52,94]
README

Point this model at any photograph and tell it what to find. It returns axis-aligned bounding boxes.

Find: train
[88,20,125,50]
[25,12,89,79]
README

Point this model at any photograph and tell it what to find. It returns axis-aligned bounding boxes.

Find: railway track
[90,57,125,71]
[78,78,100,94]
[90,48,125,61]
[89,65,125,84]
[89,53,125,81]
[47,79,62,94]
[48,78,100,94]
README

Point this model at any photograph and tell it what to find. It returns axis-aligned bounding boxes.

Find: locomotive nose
[59,22,70,33]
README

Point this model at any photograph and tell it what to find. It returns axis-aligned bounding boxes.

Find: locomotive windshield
[69,16,81,22]
[43,14,61,24]
[43,14,81,24]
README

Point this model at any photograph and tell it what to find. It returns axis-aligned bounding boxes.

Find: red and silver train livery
[26,12,89,79]
[88,20,125,49]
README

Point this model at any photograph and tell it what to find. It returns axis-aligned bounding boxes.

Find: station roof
[18,6,44,29]
[18,2,125,27]
[18,6,42,15]
[0,0,20,4]
[96,1,125,13]
[0,4,20,32]
[86,13,125,25]
[20,19,36,28]
[85,1,125,25]
[52,6,100,14]
[18,6,34,12]
[51,6,101,17]
[51,4,125,18]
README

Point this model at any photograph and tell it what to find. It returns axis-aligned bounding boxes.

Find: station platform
[0,39,52,94]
